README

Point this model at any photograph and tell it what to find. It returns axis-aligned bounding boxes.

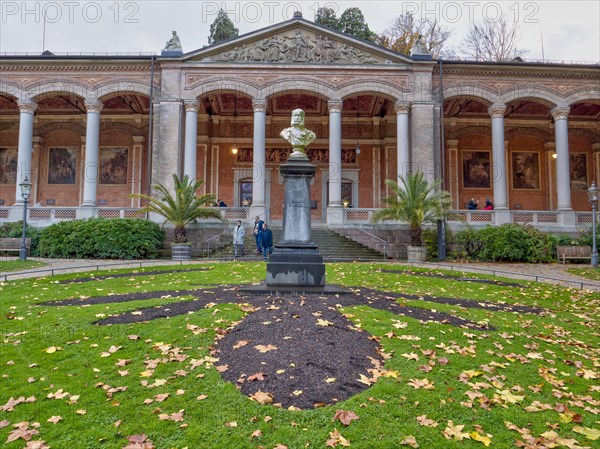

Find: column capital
[488,103,506,118]
[446,139,459,149]
[327,99,343,113]
[85,99,103,114]
[551,106,570,120]
[183,99,199,113]
[395,100,410,115]
[252,98,267,113]
[17,99,37,114]
[544,142,556,150]
[592,143,600,152]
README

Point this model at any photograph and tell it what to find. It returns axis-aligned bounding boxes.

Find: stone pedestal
[266,157,326,287]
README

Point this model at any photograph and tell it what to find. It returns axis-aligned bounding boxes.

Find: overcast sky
[1,1,598,62]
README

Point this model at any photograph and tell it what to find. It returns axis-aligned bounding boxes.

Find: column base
[493,209,511,225]
[249,204,267,222]
[9,205,25,221]
[559,210,576,227]
[326,205,344,225]
[77,207,95,219]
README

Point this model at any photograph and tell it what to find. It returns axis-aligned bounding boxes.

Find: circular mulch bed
[41,285,544,409]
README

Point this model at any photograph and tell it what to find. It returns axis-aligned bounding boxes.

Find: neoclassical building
[1,14,599,232]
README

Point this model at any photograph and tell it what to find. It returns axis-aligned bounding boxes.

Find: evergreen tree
[314,6,340,31]
[338,7,375,42]
[208,9,239,45]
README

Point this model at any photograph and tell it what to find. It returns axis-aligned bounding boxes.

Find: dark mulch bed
[56,267,211,284]
[40,285,544,409]
[380,269,524,287]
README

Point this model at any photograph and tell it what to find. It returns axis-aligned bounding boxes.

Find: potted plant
[131,174,225,260]
[371,172,450,262]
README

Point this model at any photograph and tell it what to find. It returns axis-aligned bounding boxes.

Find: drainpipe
[146,55,155,196]
[437,59,447,261]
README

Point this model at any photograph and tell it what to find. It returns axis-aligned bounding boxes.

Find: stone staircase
[207,227,385,261]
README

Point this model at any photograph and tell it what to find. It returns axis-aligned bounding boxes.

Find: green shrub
[454,226,485,259]
[37,218,164,259]
[575,225,600,248]
[455,223,555,263]
[0,221,41,256]
[421,227,453,261]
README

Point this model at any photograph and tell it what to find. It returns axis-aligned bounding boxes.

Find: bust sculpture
[163,31,182,52]
[280,109,316,159]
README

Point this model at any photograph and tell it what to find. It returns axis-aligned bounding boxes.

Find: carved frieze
[204,30,383,64]
[235,148,357,164]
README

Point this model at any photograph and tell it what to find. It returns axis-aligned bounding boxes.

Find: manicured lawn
[567,267,600,281]
[0,263,598,448]
[0,260,46,273]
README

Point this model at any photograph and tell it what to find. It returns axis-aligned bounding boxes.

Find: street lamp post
[588,181,598,268]
[19,177,32,262]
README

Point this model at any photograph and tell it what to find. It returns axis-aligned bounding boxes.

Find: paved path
[1,257,599,291]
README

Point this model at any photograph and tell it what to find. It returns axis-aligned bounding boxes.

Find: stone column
[251,99,267,219]
[327,99,343,224]
[82,99,103,207]
[183,100,199,181]
[488,103,508,211]
[552,106,571,211]
[14,99,37,205]
[395,100,410,180]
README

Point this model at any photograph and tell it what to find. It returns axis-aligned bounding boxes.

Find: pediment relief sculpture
[204,30,384,64]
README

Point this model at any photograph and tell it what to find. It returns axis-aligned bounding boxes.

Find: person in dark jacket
[253,216,264,253]
[261,223,273,261]
[467,197,478,210]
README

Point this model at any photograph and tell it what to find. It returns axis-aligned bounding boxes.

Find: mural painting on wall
[512,152,540,189]
[462,151,491,188]
[48,147,77,184]
[0,148,18,184]
[236,148,357,164]
[570,153,588,190]
[100,147,128,185]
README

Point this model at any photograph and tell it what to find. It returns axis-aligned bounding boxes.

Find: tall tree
[460,14,527,61]
[338,7,376,42]
[314,6,340,31]
[376,13,452,58]
[208,9,239,45]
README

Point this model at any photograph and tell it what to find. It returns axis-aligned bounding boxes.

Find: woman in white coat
[233,220,246,259]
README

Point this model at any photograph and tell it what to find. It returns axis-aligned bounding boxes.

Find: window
[342,182,353,207]
[240,181,252,206]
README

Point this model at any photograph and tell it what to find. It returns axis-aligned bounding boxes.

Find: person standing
[232,220,245,259]
[483,199,494,210]
[467,198,478,210]
[253,216,264,254]
[261,223,273,261]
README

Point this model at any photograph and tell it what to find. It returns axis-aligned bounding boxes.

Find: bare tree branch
[460,15,527,61]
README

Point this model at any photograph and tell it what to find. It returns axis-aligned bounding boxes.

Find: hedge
[37,218,164,259]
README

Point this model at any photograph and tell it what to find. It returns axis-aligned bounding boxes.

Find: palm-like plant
[131,174,225,244]
[371,172,451,246]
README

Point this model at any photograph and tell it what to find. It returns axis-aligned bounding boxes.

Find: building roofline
[437,59,600,70]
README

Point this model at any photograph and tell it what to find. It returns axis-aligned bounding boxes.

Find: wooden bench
[557,245,592,264]
[0,238,31,255]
